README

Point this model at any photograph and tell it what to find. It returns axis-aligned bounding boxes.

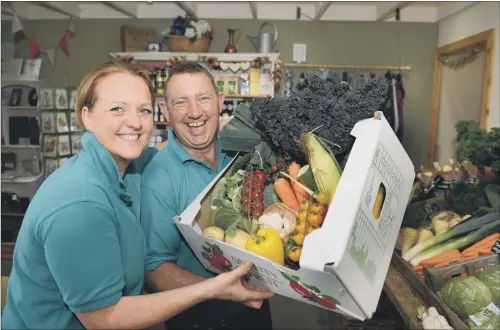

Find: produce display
[395,120,500,330]
[202,69,391,269]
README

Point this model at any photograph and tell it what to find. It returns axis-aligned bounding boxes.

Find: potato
[203,226,225,241]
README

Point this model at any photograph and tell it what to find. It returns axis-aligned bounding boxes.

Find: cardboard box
[175,114,415,320]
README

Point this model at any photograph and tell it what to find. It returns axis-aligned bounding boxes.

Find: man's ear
[159,101,170,122]
[80,106,93,132]
[217,93,225,115]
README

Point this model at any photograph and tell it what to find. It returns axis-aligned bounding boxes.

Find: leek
[402,212,499,261]
[409,218,500,266]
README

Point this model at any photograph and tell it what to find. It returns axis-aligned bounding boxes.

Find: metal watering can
[247,22,278,53]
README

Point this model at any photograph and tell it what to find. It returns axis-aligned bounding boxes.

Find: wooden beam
[102,1,138,18]
[249,1,257,19]
[174,1,197,19]
[376,1,412,21]
[10,2,32,19]
[1,5,13,16]
[36,1,80,18]
[314,1,331,20]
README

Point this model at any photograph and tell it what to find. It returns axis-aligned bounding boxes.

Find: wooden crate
[423,254,499,329]
[391,252,468,329]
[120,25,157,52]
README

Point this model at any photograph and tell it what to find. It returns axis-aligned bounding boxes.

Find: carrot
[432,254,464,268]
[462,253,479,261]
[479,248,494,256]
[288,163,309,205]
[419,249,461,266]
[412,265,423,272]
[274,178,301,211]
[461,233,499,256]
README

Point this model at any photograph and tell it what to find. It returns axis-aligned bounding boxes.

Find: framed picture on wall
[56,112,69,133]
[57,134,71,157]
[71,133,83,154]
[43,135,57,157]
[69,90,77,110]
[69,111,84,132]
[41,112,56,133]
[39,88,54,109]
[45,159,59,177]
[55,89,68,109]
[20,58,42,80]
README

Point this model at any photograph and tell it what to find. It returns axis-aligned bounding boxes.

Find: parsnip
[432,219,449,235]
[417,228,434,244]
[401,227,418,256]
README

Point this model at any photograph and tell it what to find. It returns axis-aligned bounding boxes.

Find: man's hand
[208,261,275,309]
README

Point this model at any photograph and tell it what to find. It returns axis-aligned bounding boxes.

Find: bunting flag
[10,12,76,66]
[44,48,56,67]
[29,39,40,58]
[12,15,25,43]
[67,18,75,38]
[58,35,70,56]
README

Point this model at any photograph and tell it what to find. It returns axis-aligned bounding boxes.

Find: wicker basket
[168,35,210,53]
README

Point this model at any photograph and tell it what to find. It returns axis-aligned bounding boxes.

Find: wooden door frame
[426,28,495,168]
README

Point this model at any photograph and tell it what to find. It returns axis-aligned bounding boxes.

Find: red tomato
[251,191,263,200]
[252,172,267,183]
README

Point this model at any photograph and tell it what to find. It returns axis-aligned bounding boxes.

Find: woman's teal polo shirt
[1,132,157,329]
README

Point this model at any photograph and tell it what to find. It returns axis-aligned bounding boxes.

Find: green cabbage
[478,264,500,304]
[440,276,493,316]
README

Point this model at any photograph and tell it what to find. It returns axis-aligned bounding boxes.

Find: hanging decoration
[440,46,483,70]
[10,10,76,68]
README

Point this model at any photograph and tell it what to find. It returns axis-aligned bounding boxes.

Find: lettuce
[440,276,493,316]
[478,264,500,304]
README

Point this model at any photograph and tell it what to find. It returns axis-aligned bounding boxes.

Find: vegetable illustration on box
[201,242,233,272]
[281,271,340,309]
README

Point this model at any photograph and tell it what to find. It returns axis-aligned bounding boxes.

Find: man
[140,62,273,330]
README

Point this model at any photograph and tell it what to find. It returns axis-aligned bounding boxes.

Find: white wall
[438,1,500,129]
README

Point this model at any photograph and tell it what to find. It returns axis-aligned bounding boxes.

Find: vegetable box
[174,114,415,321]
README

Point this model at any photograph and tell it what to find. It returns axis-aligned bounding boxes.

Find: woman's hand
[209,261,275,309]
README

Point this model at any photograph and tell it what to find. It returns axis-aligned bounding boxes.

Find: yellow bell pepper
[245,228,285,266]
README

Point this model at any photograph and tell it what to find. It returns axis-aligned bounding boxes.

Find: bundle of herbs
[248,69,389,164]
[455,120,500,177]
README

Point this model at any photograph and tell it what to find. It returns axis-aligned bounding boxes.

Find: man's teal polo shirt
[140,128,246,319]
[2,132,157,329]
[141,128,232,276]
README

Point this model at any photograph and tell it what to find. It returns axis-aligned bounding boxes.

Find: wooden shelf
[2,144,40,149]
[154,121,170,125]
[110,52,280,63]
[1,172,44,184]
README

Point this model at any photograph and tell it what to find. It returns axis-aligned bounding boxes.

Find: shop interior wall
[2,18,438,167]
[436,52,485,164]
[438,1,500,129]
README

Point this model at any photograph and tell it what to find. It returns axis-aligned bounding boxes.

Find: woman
[1,58,273,329]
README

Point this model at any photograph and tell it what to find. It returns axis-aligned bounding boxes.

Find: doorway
[426,29,495,167]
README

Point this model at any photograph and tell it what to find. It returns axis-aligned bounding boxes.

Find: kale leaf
[249,69,389,162]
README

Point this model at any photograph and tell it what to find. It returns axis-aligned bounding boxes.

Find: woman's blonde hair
[74,56,154,128]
